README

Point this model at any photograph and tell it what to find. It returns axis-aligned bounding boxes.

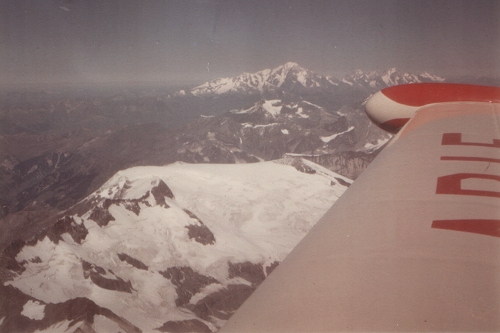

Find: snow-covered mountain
[182,63,445,97]
[342,68,445,89]
[1,159,351,333]
[187,62,336,97]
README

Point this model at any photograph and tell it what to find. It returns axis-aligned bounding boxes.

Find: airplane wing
[220,83,500,332]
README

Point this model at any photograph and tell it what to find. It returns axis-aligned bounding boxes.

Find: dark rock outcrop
[303,150,378,179]
[103,198,140,216]
[46,216,88,244]
[189,284,255,321]
[156,319,212,333]
[88,206,115,227]
[265,261,279,276]
[1,239,28,274]
[228,262,266,286]
[160,266,219,307]
[82,260,133,293]
[289,157,316,174]
[117,253,148,271]
[185,224,216,246]
[151,179,174,207]
[183,209,216,245]
[334,177,351,187]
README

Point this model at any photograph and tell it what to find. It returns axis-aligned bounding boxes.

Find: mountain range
[172,63,447,178]
[182,62,444,97]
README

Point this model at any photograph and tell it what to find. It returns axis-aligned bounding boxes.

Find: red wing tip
[381,83,500,107]
[379,118,410,133]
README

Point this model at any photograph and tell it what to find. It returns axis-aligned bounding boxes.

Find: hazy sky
[1,0,499,85]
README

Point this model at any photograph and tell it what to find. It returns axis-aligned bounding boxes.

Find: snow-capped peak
[420,71,445,82]
[189,62,325,96]
[273,62,306,76]
[342,68,446,89]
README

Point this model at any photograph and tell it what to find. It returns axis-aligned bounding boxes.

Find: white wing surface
[220,85,500,332]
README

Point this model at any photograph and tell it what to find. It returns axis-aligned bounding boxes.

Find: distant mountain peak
[386,67,398,74]
[283,61,300,68]
[276,61,305,74]
[273,61,301,73]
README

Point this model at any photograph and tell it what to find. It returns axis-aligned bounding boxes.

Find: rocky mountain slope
[174,98,385,178]
[1,159,350,332]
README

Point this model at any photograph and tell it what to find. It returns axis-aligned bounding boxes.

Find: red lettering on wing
[436,133,500,237]
[441,156,500,163]
[441,133,500,148]
[436,173,500,198]
[432,219,500,238]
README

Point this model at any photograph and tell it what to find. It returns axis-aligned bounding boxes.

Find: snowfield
[5,160,350,332]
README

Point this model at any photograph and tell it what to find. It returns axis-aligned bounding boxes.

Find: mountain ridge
[181,63,445,97]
